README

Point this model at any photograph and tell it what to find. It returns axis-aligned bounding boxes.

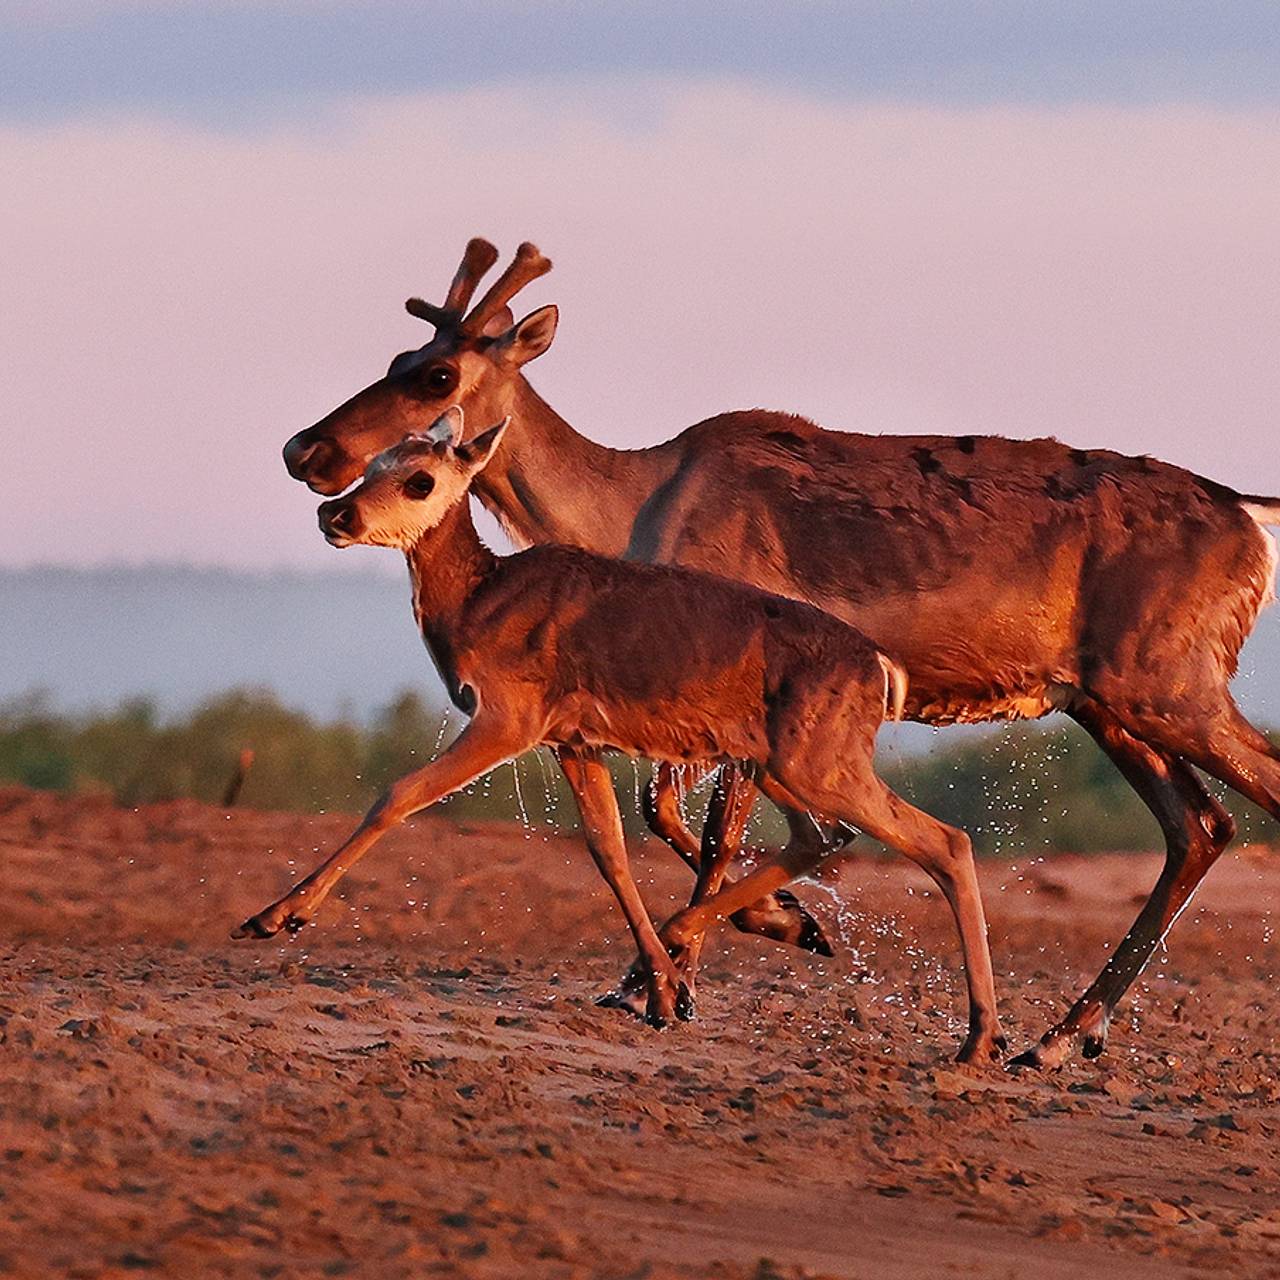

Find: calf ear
[423,405,464,447]
[455,416,511,471]
[493,305,558,367]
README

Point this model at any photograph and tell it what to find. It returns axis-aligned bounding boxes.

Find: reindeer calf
[235,408,1004,1062]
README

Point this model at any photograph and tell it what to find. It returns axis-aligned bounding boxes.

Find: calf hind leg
[843,786,1005,1064]
[659,769,1004,1063]
[766,758,1005,1064]
[642,763,831,951]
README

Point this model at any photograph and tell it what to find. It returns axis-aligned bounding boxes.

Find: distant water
[0,565,428,720]
[3,564,1279,733]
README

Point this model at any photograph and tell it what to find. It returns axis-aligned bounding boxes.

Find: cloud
[4,2,1279,122]
[4,81,1278,570]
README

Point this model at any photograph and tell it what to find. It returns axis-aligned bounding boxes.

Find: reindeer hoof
[1082,1031,1107,1059]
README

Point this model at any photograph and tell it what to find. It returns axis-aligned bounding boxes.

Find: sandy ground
[3,784,1280,1278]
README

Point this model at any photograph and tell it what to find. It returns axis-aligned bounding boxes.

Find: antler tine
[405,297,454,326]
[443,237,500,314]
[463,242,552,335]
[403,239,499,331]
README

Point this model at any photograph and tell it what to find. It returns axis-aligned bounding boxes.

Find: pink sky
[6,83,1279,570]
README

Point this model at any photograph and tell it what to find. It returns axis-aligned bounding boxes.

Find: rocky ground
[3,785,1280,1278]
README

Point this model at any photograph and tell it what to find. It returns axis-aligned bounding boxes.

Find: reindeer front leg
[232,718,531,940]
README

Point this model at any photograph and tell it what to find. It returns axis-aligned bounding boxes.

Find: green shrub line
[1,689,1274,855]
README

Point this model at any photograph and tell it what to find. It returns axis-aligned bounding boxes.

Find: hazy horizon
[6,563,1280,737]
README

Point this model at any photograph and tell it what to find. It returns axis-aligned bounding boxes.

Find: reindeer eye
[403,471,435,499]
[423,365,457,395]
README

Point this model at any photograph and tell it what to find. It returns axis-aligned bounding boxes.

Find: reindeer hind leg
[1012,698,1235,1069]
[1109,696,1280,824]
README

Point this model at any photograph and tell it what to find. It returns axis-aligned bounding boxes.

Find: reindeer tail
[1240,498,1280,607]
[1241,497,1280,526]
[877,653,908,722]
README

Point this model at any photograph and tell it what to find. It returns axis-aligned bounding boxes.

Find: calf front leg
[560,749,691,1029]
[232,717,531,940]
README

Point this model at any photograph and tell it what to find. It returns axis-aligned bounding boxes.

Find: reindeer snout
[319,499,360,544]
[284,433,335,485]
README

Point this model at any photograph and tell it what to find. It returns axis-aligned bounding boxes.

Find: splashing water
[432,707,452,757]
[510,756,531,833]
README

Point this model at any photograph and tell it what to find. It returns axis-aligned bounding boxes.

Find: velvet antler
[445,238,500,313]
[405,237,500,330]
[462,242,552,336]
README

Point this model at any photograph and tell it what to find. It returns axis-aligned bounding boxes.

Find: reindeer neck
[404,499,497,639]
[471,379,680,556]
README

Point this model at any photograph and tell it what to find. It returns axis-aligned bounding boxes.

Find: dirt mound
[3,786,1280,1277]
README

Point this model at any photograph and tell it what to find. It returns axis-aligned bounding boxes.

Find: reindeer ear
[455,416,510,471]
[422,406,464,448]
[493,305,558,367]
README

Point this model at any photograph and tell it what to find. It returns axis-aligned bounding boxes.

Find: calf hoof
[231,916,275,940]
[796,910,835,958]
[597,957,648,1012]
[596,986,648,1021]
[1008,1035,1074,1072]
[644,974,693,1031]
[675,982,696,1023]
[231,908,306,940]
[1011,1006,1110,1069]
[644,994,671,1030]
[956,1029,1008,1066]
[731,891,834,956]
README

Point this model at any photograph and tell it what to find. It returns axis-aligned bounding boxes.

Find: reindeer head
[317,407,509,550]
[284,239,555,495]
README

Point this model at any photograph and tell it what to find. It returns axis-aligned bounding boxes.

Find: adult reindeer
[283,238,1280,1068]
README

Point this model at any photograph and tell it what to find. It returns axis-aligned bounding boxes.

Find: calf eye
[403,471,435,499]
